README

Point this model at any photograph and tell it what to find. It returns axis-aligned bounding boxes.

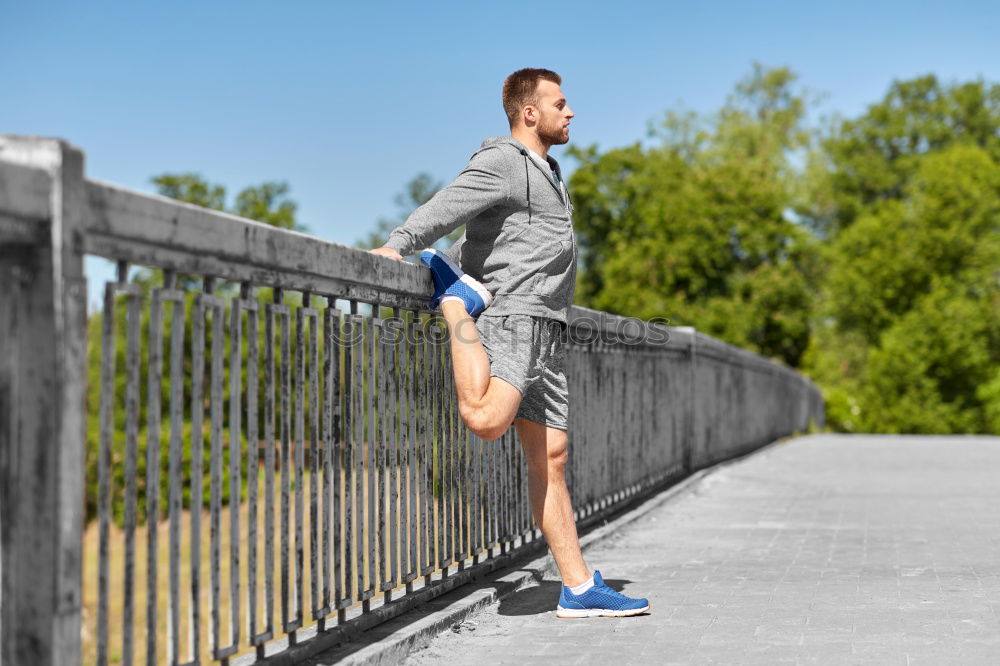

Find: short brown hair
[502,68,562,128]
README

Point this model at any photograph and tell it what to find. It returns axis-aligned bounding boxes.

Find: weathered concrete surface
[401,434,1000,665]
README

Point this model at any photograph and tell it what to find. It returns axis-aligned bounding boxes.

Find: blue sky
[2,0,998,305]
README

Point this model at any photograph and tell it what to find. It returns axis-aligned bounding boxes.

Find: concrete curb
[309,436,796,665]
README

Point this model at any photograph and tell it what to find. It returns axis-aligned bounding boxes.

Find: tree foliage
[568,64,818,366]
[233,181,299,230]
[552,65,1000,434]
[805,141,1000,433]
[803,75,1000,235]
[151,172,226,210]
[356,171,464,257]
[151,172,304,231]
[84,172,307,523]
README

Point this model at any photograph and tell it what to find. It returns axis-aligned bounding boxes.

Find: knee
[460,403,509,442]
[524,437,569,478]
[471,419,509,442]
[547,442,569,471]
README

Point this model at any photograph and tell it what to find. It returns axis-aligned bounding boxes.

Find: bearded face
[536,105,570,146]
[527,79,573,148]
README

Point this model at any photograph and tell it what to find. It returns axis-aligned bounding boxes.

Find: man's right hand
[370,246,404,261]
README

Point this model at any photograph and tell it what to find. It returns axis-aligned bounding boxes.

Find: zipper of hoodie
[521,147,573,217]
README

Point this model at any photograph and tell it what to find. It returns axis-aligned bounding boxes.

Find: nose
[566,105,575,119]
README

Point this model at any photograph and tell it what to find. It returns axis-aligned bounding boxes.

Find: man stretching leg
[371,68,649,618]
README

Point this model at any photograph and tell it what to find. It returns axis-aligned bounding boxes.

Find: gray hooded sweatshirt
[385,136,577,322]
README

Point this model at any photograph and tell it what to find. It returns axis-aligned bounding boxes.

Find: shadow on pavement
[496,579,561,615]
[497,575,649,617]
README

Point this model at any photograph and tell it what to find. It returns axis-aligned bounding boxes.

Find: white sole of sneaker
[425,248,493,308]
[555,604,650,618]
[459,273,493,308]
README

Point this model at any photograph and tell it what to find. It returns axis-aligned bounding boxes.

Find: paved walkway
[401,434,1000,665]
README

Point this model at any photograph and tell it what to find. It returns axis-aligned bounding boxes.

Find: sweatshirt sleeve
[384,147,511,256]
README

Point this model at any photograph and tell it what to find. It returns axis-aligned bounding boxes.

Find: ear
[522,104,537,125]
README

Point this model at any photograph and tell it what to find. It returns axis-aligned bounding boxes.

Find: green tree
[233,181,300,230]
[805,143,1000,432]
[151,172,304,231]
[568,64,819,366]
[856,277,999,433]
[84,172,307,523]
[357,171,462,256]
[801,75,1000,235]
[151,172,226,210]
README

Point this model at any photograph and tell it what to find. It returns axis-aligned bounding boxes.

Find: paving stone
[400,435,1000,665]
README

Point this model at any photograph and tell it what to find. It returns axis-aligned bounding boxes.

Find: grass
[81,463,466,666]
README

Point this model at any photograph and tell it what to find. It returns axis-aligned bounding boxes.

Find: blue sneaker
[419,248,493,316]
[556,570,650,618]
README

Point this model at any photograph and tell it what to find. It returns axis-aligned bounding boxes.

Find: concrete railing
[0,136,824,666]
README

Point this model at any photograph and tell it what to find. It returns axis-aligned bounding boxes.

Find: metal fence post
[0,136,87,666]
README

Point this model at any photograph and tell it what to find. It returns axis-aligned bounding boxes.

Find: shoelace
[585,582,623,598]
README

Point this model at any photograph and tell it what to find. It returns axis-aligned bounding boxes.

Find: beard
[538,116,569,146]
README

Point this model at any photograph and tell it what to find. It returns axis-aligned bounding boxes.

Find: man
[371,68,649,618]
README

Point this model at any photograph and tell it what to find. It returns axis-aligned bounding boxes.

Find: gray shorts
[475,314,569,431]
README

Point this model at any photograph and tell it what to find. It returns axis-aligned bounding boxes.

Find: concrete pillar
[0,136,86,666]
[675,326,697,473]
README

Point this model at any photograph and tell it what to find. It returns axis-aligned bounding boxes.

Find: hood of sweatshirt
[477,135,564,198]
[477,135,556,168]
[479,135,527,151]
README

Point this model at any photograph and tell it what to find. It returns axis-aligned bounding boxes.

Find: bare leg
[439,301,521,441]
[515,418,590,587]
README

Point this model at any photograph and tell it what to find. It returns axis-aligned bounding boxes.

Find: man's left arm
[373,147,511,260]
